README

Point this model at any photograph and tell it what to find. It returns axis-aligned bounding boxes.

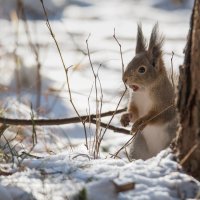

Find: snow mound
[0,149,199,200]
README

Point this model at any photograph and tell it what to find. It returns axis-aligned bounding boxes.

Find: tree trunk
[175,0,200,180]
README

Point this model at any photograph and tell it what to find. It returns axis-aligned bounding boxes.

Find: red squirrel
[121,24,177,160]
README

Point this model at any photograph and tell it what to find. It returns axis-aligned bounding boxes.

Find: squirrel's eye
[138,66,146,74]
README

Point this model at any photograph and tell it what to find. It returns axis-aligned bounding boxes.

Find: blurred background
[0,0,194,159]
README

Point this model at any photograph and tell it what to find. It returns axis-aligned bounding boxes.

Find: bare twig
[125,147,131,162]
[64,66,88,149]
[114,104,175,158]
[0,124,9,138]
[86,35,106,157]
[113,28,125,74]
[112,133,137,159]
[45,83,66,114]
[40,0,90,149]
[170,51,175,89]
[180,143,198,165]
[72,154,91,160]
[90,119,130,135]
[67,31,87,55]
[95,64,104,156]
[11,4,21,100]
[98,29,128,145]
[30,105,37,146]
[87,82,94,150]
[19,0,42,111]
[2,134,19,164]
[132,104,175,133]
[86,34,100,157]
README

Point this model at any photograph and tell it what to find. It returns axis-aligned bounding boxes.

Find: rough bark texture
[175,0,200,180]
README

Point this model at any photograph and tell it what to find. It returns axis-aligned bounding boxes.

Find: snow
[0,0,199,199]
[0,149,199,200]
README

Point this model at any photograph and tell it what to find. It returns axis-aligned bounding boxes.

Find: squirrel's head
[123,23,166,92]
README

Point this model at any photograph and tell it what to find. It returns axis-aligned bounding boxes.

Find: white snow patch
[0,150,199,200]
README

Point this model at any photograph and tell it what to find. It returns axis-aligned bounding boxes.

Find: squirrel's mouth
[130,84,139,92]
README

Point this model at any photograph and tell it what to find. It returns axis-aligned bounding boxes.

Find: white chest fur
[130,88,152,118]
[142,123,170,155]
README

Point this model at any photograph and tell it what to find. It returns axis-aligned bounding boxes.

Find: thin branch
[132,104,175,133]
[12,3,21,100]
[90,119,130,135]
[30,105,37,146]
[180,143,198,165]
[98,29,128,144]
[96,64,104,156]
[125,147,131,162]
[87,82,94,151]
[86,34,99,157]
[113,28,125,74]
[20,0,42,111]
[112,105,175,157]
[112,133,137,159]
[64,66,88,149]
[40,0,89,149]
[111,104,174,160]
[146,105,175,123]
[170,51,175,89]
[40,0,66,70]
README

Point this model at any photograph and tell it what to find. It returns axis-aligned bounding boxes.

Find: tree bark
[175,0,200,180]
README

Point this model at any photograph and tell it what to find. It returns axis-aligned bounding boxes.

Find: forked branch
[0,108,130,134]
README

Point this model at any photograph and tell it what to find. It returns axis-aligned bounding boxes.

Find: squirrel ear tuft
[136,23,147,54]
[148,23,164,67]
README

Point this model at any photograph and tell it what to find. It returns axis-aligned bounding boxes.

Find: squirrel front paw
[131,118,146,133]
[120,113,131,127]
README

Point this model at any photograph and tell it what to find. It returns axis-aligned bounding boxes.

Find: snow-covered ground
[0,0,199,199]
[0,149,200,200]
